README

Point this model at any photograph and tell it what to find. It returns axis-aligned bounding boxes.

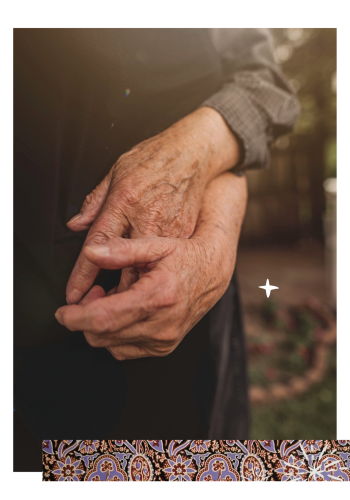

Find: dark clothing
[13,29,299,471]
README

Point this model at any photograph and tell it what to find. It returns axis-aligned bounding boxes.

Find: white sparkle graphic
[259,279,279,298]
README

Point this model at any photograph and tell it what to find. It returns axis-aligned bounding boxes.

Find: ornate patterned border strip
[42,440,350,481]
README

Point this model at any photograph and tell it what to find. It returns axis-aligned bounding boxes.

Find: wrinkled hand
[65,107,241,304]
[56,173,247,360]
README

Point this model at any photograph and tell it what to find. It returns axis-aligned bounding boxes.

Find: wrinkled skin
[56,173,247,360]
[65,107,241,304]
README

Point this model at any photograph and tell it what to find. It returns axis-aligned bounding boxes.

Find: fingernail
[66,288,83,305]
[85,244,110,256]
[67,213,82,225]
[55,311,63,324]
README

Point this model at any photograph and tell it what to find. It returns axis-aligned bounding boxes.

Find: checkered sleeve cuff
[201,82,272,174]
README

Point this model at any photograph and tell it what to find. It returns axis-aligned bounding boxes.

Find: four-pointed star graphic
[259,279,279,298]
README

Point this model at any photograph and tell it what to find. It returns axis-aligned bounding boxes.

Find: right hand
[56,173,247,360]
[65,108,241,304]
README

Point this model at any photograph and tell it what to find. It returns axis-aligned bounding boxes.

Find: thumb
[84,236,177,270]
[117,267,139,293]
[79,285,106,305]
[67,168,113,231]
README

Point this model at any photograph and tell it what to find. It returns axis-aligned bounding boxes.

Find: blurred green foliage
[286,308,317,349]
[248,29,337,439]
[251,348,336,438]
[248,302,320,387]
[261,299,279,325]
[271,28,336,178]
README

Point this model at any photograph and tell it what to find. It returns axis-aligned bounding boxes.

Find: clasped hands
[55,108,247,360]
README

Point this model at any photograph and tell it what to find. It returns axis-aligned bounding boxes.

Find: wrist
[193,172,247,268]
[194,107,242,180]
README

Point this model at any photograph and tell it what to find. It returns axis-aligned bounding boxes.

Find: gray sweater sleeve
[201,28,301,173]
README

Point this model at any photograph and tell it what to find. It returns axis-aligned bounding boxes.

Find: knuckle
[156,284,179,309]
[165,329,179,344]
[138,301,154,321]
[109,347,126,361]
[158,350,172,357]
[87,227,116,245]
[156,328,179,345]
[112,181,140,207]
[84,332,102,348]
[84,191,97,206]
[155,344,173,357]
[81,189,99,211]
[141,203,164,224]
[137,221,161,237]
[87,209,128,244]
[116,237,132,255]
[90,309,112,333]
[116,150,133,165]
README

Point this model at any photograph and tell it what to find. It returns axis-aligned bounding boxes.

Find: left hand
[55,173,247,360]
[65,107,241,305]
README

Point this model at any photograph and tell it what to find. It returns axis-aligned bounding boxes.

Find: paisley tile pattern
[43,440,350,481]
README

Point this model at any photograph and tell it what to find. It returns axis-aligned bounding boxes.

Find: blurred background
[236,28,337,437]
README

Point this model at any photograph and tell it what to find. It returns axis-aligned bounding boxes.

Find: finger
[107,334,177,360]
[79,285,106,305]
[82,306,178,350]
[66,168,113,231]
[57,276,163,333]
[83,236,176,270]
[107,344,149,361]
[65,211,127,305]
[107,285,118,296]
[83,320,149,348]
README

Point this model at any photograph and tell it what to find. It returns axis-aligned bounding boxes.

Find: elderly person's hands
[56,173,247,360]
[65,107,242,304]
